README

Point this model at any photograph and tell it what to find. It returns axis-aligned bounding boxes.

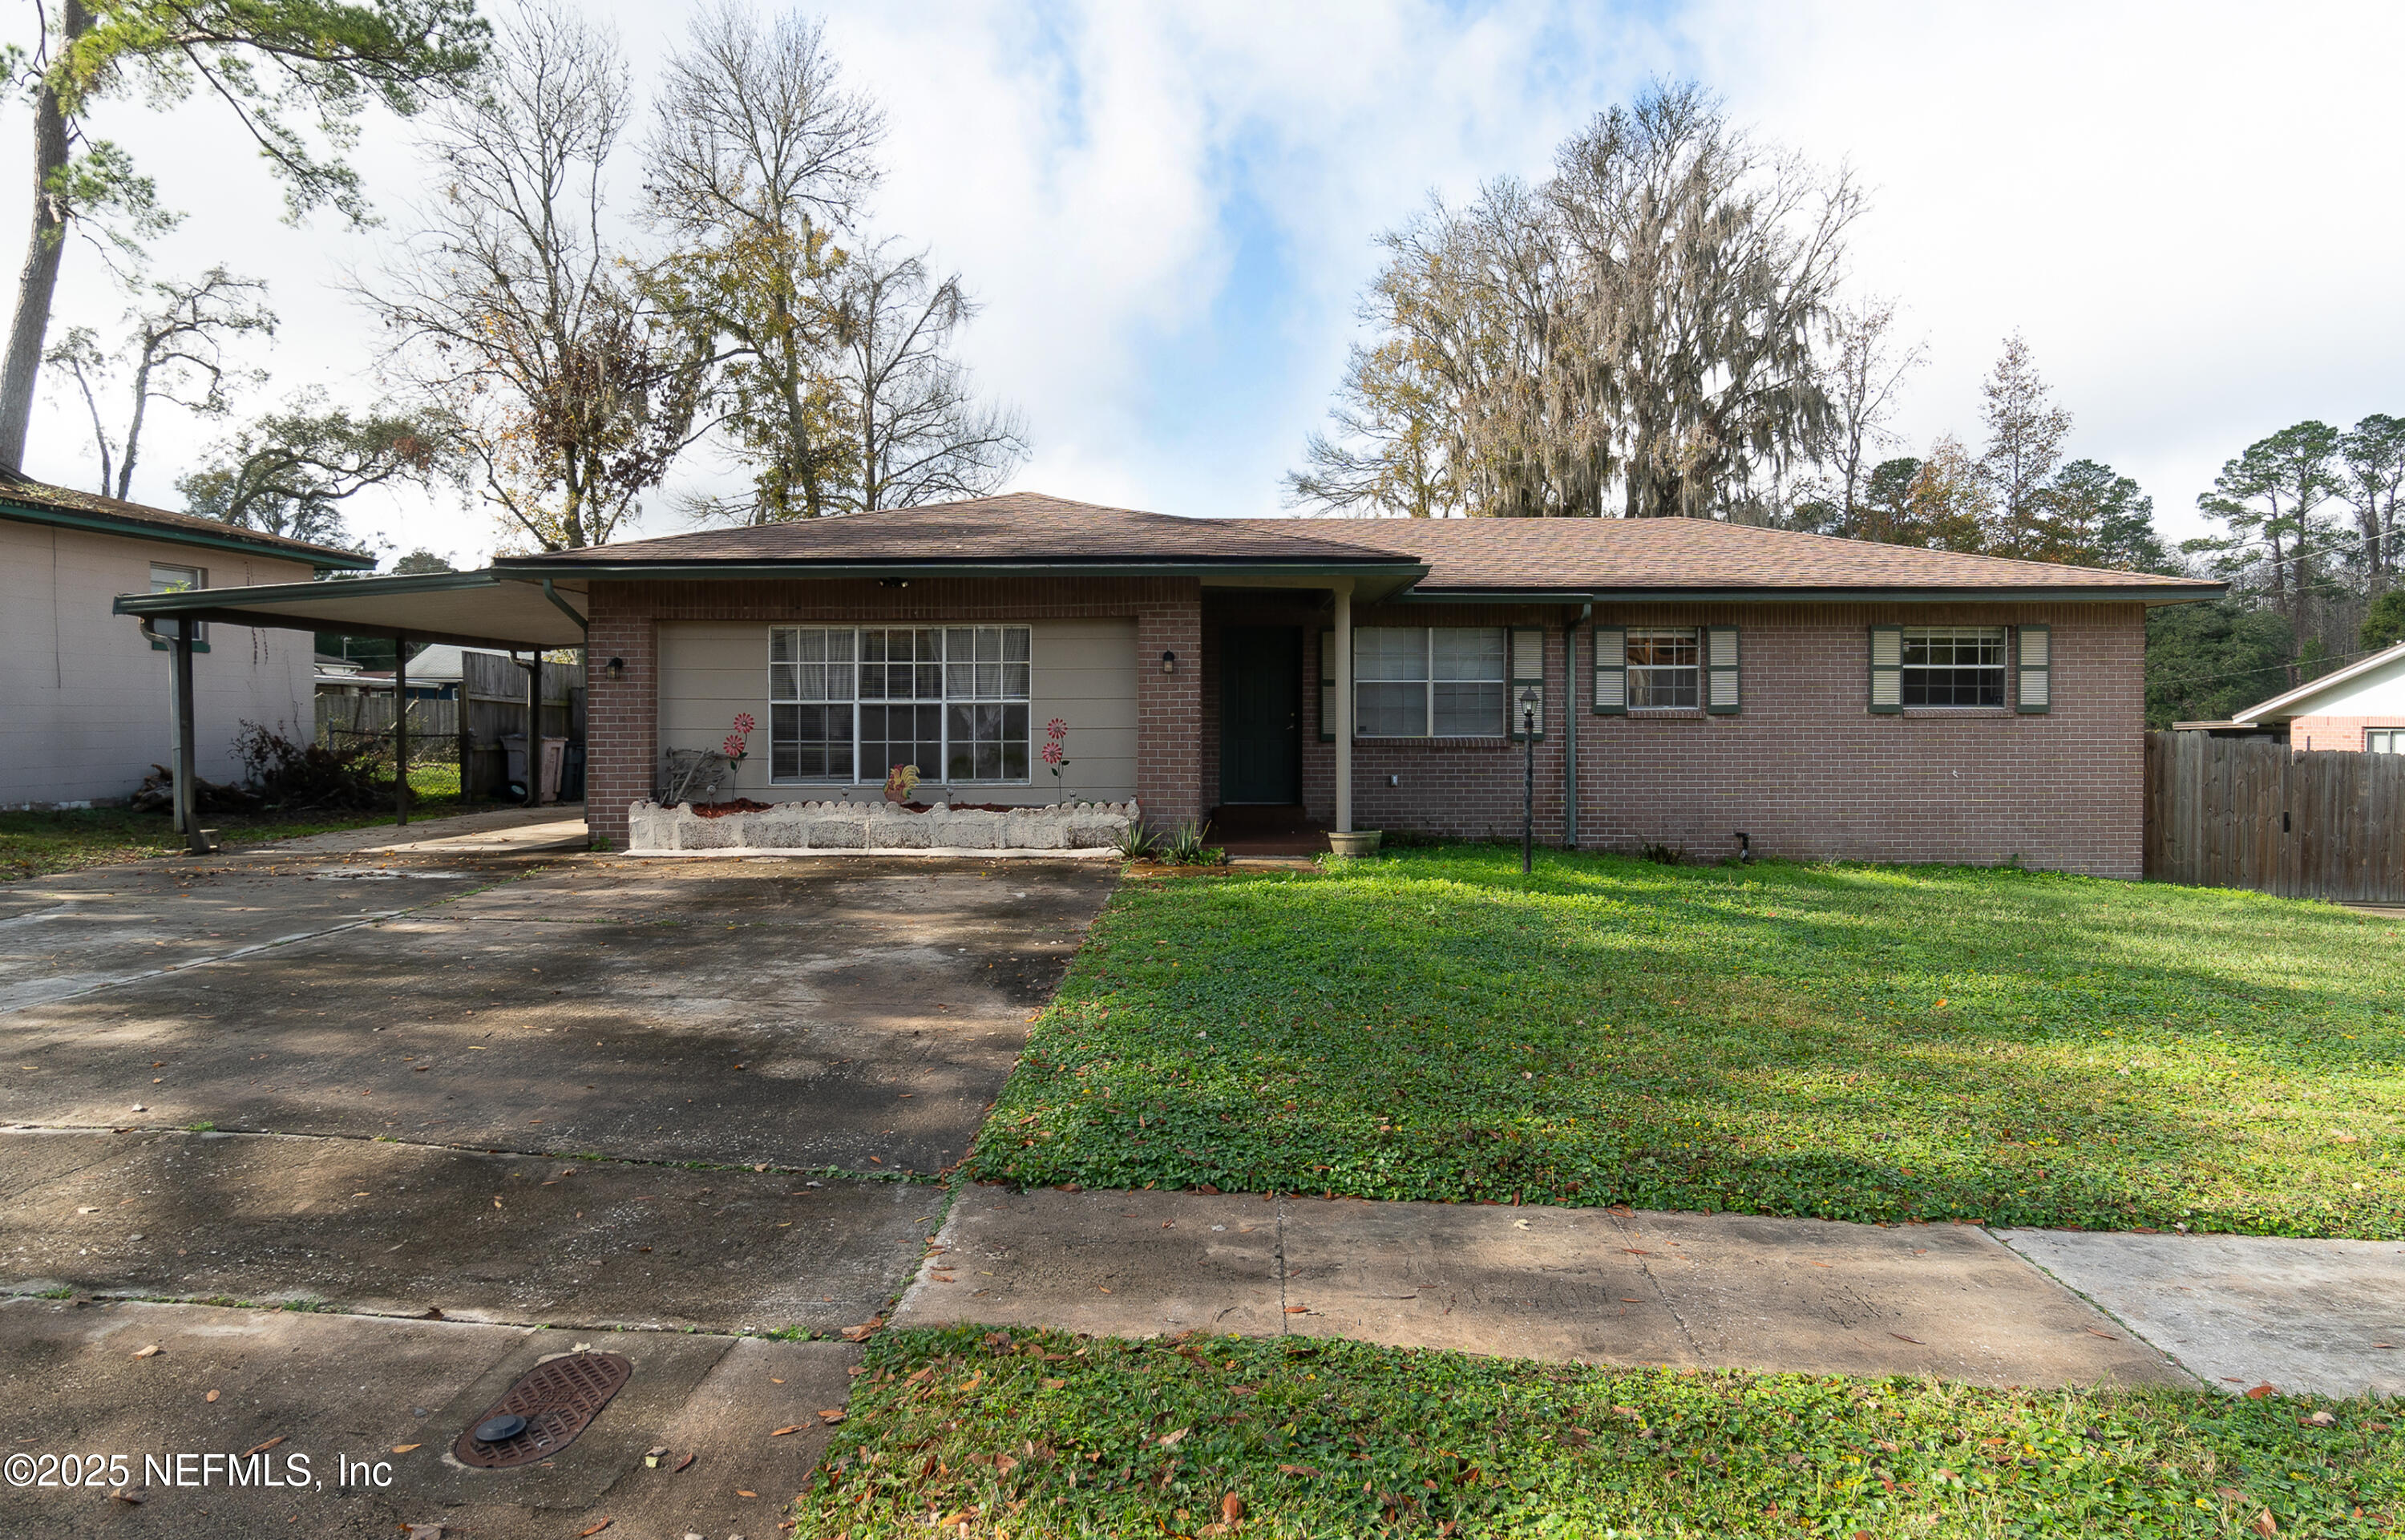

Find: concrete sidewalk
[899,1186,2405,1396]
[896,1186,2187,1389]
[228,804,588,857]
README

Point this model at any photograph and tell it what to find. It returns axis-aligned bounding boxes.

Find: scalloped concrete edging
[627,797,1138,859]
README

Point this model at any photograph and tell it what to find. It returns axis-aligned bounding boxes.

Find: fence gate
[2144,730,2405,902]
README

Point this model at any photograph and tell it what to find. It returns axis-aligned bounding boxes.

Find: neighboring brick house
[118,492,2221,876]
[2228,641,2405,754]
[2,470,370,807]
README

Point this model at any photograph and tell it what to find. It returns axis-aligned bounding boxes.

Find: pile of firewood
[127,764,261,815]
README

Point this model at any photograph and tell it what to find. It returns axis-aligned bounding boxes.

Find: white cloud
[1,0,2394,562]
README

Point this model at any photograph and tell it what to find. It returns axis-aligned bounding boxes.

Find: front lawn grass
[0,762,483,882]
[965,847,2404,1238]
[792,1327,2401,1538]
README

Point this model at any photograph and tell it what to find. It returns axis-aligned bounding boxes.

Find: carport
[113,570,591,850]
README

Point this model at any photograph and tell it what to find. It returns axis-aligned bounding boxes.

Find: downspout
[1564,604,1589,848]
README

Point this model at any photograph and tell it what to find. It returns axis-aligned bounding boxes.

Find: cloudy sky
[8,0,2399,567]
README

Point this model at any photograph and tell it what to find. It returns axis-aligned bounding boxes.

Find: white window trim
[1624,626,1702,713]
[766,624,1034,785]
[1349,626,1510,740]
[1899,624,2009,709]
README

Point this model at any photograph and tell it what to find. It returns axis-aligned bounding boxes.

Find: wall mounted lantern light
[605,657,625,677]
[1161,650,1178,675]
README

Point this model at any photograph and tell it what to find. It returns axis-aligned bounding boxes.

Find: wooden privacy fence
[2144,730,2405,902]
[457,651,581,799]
[316,695,459,760]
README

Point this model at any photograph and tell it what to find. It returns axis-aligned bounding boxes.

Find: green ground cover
[793,1327,2400,1538]
[0,763,481,881]
[964,849,2405,1238]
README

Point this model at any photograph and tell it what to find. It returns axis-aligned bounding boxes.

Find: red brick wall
[2289,715,2405,752]
[581,576,1204,847]
[1212,600,2145,879]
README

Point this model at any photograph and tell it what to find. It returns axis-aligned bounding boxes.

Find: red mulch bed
[685,798,1025,819]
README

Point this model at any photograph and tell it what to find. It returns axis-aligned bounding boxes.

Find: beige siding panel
[655,617,1138,805]
[0,519,316,806]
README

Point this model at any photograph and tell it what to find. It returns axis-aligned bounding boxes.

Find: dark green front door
[1219,626,1300,804]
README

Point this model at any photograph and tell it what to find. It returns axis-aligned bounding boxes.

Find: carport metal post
[165,621,204,852]
[519,650,545,809]
[393,633,409,827]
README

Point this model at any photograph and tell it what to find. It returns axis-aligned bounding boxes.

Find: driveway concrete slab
[0,1295,855,1538]
[2,856,1118,1172]
[233,804,588,857]
[0,1129,932,1334]
[895,1186,1288,1338]
[0,855,515,1013]
[1997,1227,2405,1397]
[901,1189,2189,1388]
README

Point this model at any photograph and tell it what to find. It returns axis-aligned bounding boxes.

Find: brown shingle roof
[500,493,1423,568]
[1231,515,2212,594]
[499,491,2217,597]
[0,467,373,567]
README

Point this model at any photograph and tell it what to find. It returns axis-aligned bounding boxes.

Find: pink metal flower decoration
[1047,718,1068,739]
[722,733,746,758]
[732,712,757,734]
[1041,741,1064,766]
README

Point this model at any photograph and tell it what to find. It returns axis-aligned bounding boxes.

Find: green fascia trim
[112,569,543,615]
[4,499,374,570]
[491,558,1431,583]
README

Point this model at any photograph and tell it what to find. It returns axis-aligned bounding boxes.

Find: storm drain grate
[452,1351,633,1469]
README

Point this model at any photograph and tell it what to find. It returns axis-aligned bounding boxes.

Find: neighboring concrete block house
[117,493,2219,875]
[2226,641,2405,753]
[2,471,369,807]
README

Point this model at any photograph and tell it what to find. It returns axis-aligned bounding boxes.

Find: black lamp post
[1520,685,1539,875]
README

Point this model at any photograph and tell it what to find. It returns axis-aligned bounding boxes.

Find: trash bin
[501,734,568,803]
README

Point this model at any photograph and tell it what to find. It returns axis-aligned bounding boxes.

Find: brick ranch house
[117,493,2220,876]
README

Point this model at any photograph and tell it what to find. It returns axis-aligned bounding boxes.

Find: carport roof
[112,569,590,651]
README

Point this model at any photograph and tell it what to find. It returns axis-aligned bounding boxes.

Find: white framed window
[2370,729,2403,754]
[768,624,1030,782]
[1347,627,1507,738]
[1627,628,1700,709]
[1902,625,2007,707]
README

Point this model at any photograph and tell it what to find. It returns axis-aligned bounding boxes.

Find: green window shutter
[1510,626,1546,739]
[1705,625,1740,715]
[1317,629,1336,743]
[1591,625,1627,715]
[2016,624,2051,713]
[1869,625,1903,714]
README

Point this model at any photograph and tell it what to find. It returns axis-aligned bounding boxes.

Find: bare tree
[829,240,1026,512]
[1288,83,1858,520]
[644,2,885,523]
[1974,333,2072,557]
[1814,295,1923,532]
[1283,336,1459,517]
[43,268,273,499]
[1550,85,1860,519]
[359,1,700,551]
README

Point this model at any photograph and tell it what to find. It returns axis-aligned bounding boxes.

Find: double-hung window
[769,624,1030,782]
[1348,627,1507,737]
[1627,629,1700,709]
[2371,729,2403,754]
[1902,626,2007,706]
